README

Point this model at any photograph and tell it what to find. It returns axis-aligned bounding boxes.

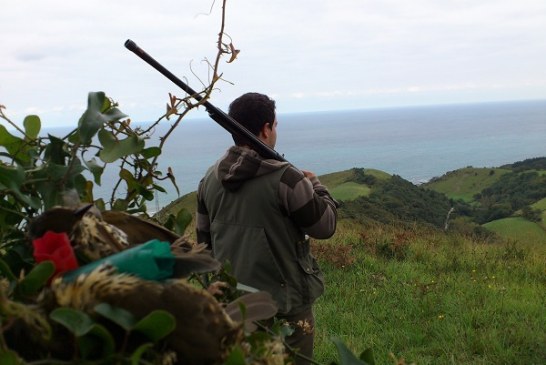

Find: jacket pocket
[297,254,325,305]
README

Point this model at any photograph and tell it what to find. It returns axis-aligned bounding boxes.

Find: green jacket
[197,146,337,314]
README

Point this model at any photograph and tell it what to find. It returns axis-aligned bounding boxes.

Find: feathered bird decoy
[3,265,279,364]
[19,203,282,364]
[53,265,243,364]
[26,203,219,276]
[28,204,131,263]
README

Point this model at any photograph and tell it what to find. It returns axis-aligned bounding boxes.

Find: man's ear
[260,123,271,139]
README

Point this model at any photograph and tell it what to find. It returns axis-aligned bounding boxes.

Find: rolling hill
[424,157,546,243]
[157,158,546,244]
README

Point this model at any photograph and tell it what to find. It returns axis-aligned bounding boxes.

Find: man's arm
[279,167,337,239]
[195,180,212,247]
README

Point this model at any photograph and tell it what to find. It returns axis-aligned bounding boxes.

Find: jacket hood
[215,146,290,191]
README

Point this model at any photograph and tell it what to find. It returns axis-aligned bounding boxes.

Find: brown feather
[101,210,180,245]
[224,291,278,332]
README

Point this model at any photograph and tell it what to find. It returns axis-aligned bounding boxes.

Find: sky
[1,0,546,128]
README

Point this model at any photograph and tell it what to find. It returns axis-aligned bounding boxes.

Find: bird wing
[224,291,278,332]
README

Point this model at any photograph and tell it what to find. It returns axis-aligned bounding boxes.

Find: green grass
[312,224,546,365]
[156,169,546,364]
[319,168,390,190]
[530,198,546,230]
[330,182,371,201]
[364,168,392,181]
[425,168,511,202]
[484,217,546,244]
[318,170,355,188]
[531,197,546,211]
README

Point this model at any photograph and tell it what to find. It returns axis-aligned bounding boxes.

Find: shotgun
[124,39,286,162]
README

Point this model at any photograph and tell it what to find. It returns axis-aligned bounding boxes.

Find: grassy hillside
[484,217,546,244]
[318,168,391,202]
[158,158,546,245]
[319,168,391,188]
[425,158,546,243]
[158,168,462,232]
[326,168,390,201]
[330,182,371,201]
[532,197,546,210]
[531,197,546,230]
[156,167,390,219]
[153,159,546,364]
[424,167,511,202]
[312,223,546,364]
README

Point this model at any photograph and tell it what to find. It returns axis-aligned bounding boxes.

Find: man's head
[228,92,277,148]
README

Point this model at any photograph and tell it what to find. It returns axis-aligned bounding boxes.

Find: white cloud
[1,0,545,126]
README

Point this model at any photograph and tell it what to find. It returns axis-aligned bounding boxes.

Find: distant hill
[320,168,390,202]
[338,169,462,229]
[424,167,511,202]
[156,157,546,244]
[483,217,546,244]
[425,157,546,242]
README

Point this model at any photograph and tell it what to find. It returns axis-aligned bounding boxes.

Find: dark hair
[228,92,276,145]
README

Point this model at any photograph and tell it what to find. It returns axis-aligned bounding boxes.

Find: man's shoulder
[279,165,305,188]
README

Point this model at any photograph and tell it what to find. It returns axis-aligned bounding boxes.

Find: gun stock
[124,39,286,162]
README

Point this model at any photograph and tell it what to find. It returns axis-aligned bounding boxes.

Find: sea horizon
[30,98,546,211]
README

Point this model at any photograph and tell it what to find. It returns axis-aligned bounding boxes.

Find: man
[196,92,337,363]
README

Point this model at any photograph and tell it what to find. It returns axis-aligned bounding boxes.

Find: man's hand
[302,170,316,179]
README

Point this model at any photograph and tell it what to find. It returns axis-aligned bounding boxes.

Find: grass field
[532,198,546,211]
[484,217,546,244]
[425,168,511,202]
[156,170,546,364]
[330,182,371,201]
[312,223,546,365]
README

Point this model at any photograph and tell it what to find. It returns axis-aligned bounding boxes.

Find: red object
[33,231,79,278]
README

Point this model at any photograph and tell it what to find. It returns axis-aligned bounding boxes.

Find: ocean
[95,99,546,210]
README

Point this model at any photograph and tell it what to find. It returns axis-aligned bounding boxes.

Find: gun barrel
[124,39,286,162]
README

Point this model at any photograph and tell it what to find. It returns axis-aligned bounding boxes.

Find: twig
[0,105,28,137]
[148,0,232,173]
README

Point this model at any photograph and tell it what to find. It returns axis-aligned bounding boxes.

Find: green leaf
[140,146,161,159]
[0,242,34,278]
[331,337,370,365]
[0,258,17,281]
[0,125,26,162]
[112,198,129,211]
[44,134,70,164]
[119,168,137,187]
[94,302,136,331]
[153,183,167,193]
[31,161,85,209]
[78,323,116,359]
[133,310,176,342]
[84,157,104,185]
[78,92,127,144]
[0,350,23,365]
[0,164,39,208]
[78,91,108,144]
[98,129,145,163]
[16,261,55,297]
[50,307,95,337]
[224,345,246,365]
[43,162,70,180]
[130,343,154,365]
[138,186,155,201]
[23,115,41,140]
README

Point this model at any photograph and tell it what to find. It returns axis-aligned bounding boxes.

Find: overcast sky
[2,0,546,127]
